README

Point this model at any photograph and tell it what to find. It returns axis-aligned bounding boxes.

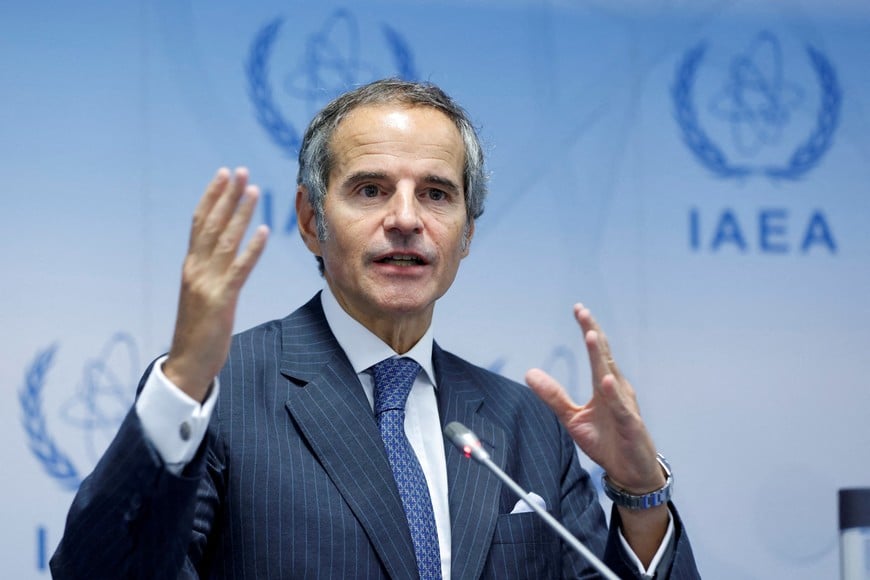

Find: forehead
[328,103,465,182]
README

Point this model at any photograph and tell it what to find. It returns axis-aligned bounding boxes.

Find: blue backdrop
[3,1,869,577]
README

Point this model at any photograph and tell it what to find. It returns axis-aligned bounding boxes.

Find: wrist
[602,454,673,510]
[161,358,212,403]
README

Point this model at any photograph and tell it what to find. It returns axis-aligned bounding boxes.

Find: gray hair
[296,78,488,272]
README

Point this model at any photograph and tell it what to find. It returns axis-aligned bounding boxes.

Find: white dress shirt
[319,286,452,579]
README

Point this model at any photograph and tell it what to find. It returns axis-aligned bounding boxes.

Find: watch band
[601,453,673,510]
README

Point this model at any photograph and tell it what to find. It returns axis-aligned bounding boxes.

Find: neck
[369,315,430,354]
[326,288,433,354]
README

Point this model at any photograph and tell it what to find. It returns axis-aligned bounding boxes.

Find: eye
[426,189,447,202]
[360,184,380,198]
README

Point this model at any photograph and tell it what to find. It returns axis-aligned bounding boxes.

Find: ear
[296,186,321,255]
[460,219,475,257]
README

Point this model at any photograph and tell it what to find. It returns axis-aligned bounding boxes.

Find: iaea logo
[246,9,417,159]
[19,333,138,491]
[673,31,841,180]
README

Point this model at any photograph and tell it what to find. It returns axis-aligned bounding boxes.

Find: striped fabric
[51,293,701,579]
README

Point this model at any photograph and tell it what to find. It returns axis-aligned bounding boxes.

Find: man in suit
[52,79,699,578]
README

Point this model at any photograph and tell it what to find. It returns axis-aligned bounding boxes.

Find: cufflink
[179,421,191,441]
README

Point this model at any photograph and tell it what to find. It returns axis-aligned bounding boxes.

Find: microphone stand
[444,421,619,580]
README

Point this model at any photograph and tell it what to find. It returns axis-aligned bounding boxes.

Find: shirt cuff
[134,355,219,474]
[617,506,675,579]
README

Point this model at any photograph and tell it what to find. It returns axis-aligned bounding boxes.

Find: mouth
[374,253,428,266]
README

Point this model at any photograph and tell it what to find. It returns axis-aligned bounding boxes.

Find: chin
[375,290,436,315]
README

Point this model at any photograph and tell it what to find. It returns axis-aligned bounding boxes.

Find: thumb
[525,368,581,424]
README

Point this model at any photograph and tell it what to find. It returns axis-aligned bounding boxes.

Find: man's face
[298,103,473,340]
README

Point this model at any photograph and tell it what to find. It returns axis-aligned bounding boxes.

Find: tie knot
[372,357,421,415]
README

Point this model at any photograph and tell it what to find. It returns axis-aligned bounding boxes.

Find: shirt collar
[320,285,437,388]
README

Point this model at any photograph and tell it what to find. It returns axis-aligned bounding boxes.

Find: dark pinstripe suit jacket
[52,294,699,579]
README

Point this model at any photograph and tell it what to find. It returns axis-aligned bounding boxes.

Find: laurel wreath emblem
[672,42,841,180]
[246,18,301,157]
[19,344,82,492]
[246,15,418,158]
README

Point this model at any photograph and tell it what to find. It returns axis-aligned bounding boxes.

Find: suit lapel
[435,344,507,580]
[279,295,419,579]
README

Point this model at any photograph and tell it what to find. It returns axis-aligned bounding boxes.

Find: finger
[525,368,583,425]
[576,304,623,381]
[214,185,261,262]
[584,329,611,389]
[190,167,231,247]
[194,167,249,254]
[574,304,610,387]
[586,330,637,415]
[227,224,270,292]
[599,373,633,415]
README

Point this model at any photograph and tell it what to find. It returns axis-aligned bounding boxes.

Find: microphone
[443,421,619,580]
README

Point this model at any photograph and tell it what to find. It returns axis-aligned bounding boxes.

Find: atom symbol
[247,10,416,158]
[59,333,138,464]
[284,9,382,118]
[709,31,804,156]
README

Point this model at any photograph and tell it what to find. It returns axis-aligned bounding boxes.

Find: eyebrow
[423,174,461,193]
[342,171,387,188]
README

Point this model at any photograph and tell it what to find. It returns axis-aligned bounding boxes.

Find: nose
[384,186,422,235]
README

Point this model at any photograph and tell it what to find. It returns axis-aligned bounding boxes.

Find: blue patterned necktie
[372,357,442,580]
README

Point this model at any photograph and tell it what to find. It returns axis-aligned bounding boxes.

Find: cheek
[322,221,369,271]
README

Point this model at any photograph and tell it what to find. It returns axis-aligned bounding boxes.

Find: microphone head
[443,421,490,462]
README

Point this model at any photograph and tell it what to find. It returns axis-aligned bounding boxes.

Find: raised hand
[526,303,663,492]
[526,304,670,561]
[163,168,269,402]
